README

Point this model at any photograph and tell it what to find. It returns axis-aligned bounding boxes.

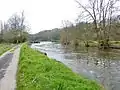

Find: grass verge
[0,43,14,55]
[17,44,102,90]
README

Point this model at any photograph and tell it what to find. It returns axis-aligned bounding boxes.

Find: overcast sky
[0,0,81,34]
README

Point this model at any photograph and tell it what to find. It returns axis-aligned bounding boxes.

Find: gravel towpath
[0,45,20,90]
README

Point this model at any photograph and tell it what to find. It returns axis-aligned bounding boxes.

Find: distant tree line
[0,11,29,43]
[29,28,60,43]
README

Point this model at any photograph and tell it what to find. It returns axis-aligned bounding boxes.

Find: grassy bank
[0,43,14,55]
[17,44,102,90]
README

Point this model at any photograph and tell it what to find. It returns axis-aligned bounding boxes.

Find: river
[31,41,120,90]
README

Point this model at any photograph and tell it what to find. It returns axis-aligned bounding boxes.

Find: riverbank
[65,40,120,48]
[17,44,102,90]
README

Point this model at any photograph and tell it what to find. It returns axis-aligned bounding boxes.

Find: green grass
[17,44,102,90]
[109,41,120,46]
[0,43,14,55]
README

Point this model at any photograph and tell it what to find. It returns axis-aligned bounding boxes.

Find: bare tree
[4,11,28,43]
[61,20,74,45]
[75,0,120,49]
[8,11,26,31]
[0,21,4,42]
[3,22,9,32]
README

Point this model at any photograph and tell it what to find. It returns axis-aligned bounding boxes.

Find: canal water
[31,42,120,90]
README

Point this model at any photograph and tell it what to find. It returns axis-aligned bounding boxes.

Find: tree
[2,11,29,43]
[0,21,4,42]
[75,0,120,49]
[60,20,74,45]
[8,11,26,31]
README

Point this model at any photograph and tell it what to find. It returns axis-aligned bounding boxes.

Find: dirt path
[0,45,20,90]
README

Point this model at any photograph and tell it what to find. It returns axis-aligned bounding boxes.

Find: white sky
[0,0,80,34]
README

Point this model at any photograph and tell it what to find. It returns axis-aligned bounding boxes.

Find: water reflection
[31,42,120,90]
[70,47,120,90]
